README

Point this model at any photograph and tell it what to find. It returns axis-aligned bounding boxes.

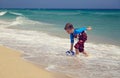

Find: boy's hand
[87,26,92,31]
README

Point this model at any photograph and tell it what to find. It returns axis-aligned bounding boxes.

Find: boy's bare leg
[82,51,89,57]
[75,49,80,56]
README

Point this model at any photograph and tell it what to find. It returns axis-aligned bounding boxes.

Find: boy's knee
[79,48,84,52]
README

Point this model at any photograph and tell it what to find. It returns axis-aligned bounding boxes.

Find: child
[64,23,92,57]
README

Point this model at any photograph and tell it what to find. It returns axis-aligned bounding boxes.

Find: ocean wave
[0,11,7,16]
[45,12,120,16]
[34,11,81,16]
[92,12,120,15]
[0,28,119,78]
[9,12,23,16]
[0,11,23,16]
[75,10,120,16]
[0,16,54,28]
[48,12,80,16]
[10,16,53,26]
[10,16,40,26]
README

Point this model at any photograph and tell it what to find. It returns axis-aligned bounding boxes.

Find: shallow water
[0,28,119,78]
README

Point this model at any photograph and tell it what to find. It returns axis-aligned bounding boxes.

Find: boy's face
[65,28,74,34]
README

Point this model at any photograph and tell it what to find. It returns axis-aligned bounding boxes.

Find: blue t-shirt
[70,27,87,43]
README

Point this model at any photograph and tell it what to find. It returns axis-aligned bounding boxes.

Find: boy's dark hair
[64,23,74,30]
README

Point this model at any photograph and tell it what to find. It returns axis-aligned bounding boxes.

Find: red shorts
[74,40,85,52]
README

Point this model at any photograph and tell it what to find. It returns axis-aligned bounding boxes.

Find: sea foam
[0,11,23,16]
[0,11,7,16]
[0,27,119,78]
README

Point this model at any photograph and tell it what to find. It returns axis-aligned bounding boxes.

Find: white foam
[45,65,56,71]
[12,16,53,26]
[0,28,119,78]
[0,11,7,16]
[0,28,119,57]
[0,20,12,28]
[0,16,53,28]
[9,12,23,16]
[0,11,25,17]
[0,11,23,16]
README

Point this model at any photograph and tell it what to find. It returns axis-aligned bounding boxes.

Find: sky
[0,0,120,9]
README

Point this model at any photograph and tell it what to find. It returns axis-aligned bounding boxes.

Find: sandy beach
[0,45,69,78]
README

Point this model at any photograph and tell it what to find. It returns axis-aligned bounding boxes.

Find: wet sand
[0,45,70,78]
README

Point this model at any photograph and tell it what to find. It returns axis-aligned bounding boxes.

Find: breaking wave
[0,16,53,28]
[0,11,7,16]
[0,11,23,16]
[9,12,23,16]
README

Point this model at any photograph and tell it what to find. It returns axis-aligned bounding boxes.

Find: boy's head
[64,23,74,34]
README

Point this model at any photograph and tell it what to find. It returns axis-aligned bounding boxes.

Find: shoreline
[0,45,70,78]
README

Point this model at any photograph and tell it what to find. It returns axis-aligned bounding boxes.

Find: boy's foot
[83,52,89,57]
[75,54,80,57]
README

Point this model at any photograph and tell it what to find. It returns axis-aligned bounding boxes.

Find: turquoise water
[0,9,120,78]
[0,9,120,45]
